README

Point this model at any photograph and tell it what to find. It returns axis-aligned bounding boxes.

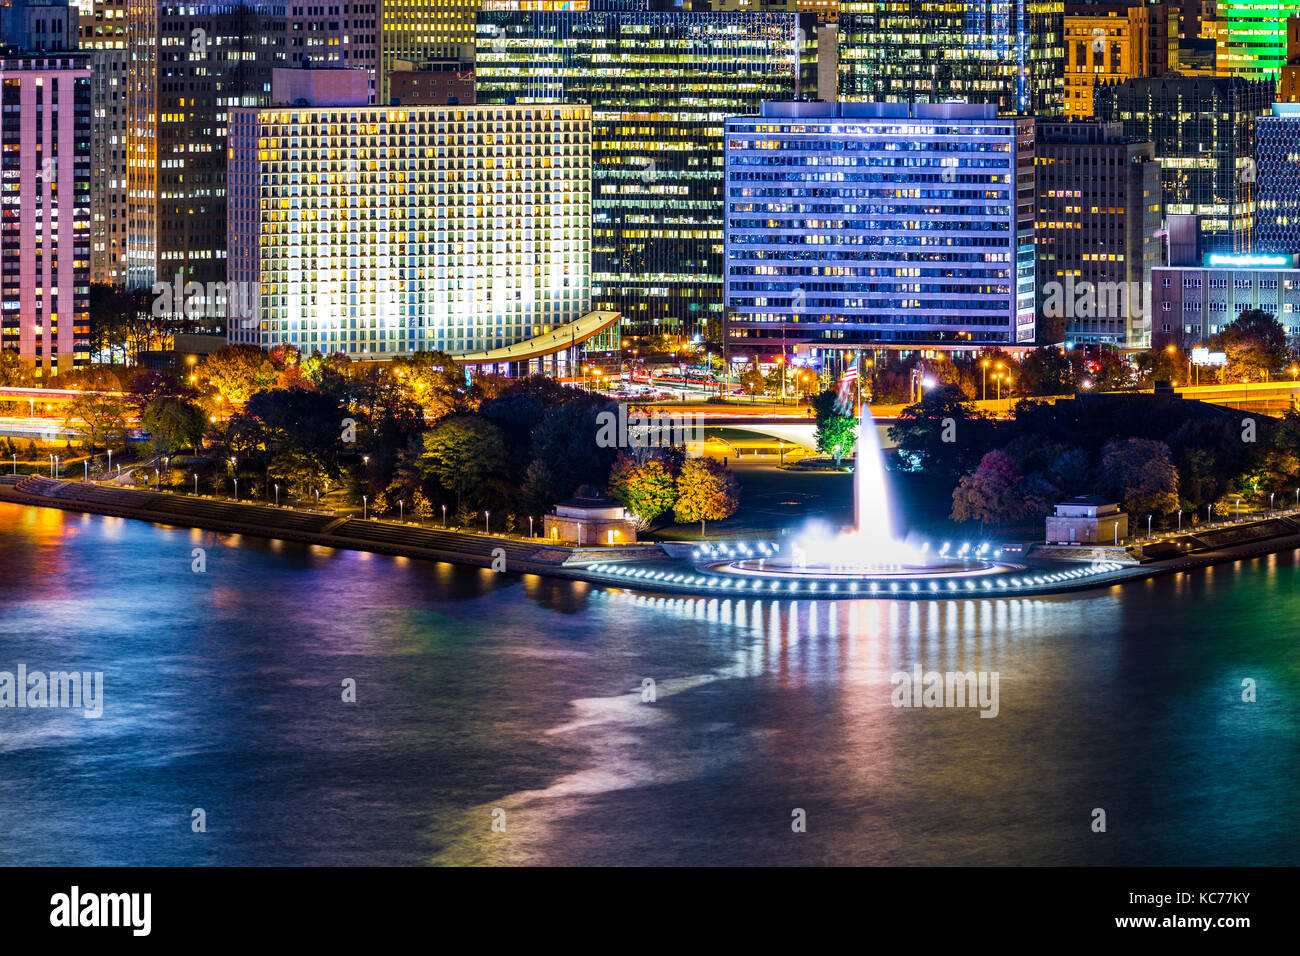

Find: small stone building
[544,493,637,546]
[1045,496,1128,545]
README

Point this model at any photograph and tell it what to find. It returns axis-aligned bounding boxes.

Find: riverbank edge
[0,477,651,580]
[4,477,1300,599]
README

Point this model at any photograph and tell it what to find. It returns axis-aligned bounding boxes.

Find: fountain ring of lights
[705,557,1023,582]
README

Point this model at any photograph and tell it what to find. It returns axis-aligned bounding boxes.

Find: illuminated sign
[1204,253,1297,268]
[1191,347,1228,367]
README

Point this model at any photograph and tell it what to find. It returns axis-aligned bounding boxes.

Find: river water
[0,501,1296,866]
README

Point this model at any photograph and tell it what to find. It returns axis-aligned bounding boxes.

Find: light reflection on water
[0,501,1297,866]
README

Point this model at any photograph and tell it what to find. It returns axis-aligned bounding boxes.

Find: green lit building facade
[1218,2,1300,79]
[474,9,817,340]
[837,0,1066,117]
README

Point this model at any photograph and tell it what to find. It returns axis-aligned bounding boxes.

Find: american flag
[838,366,859,385]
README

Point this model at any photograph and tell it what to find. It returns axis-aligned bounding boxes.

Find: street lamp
[529,516,534,538]
[363,495,368,520]
[399,499,404,522]
[484,511,490,534]
[1177,509,1182,532]
[194,473,199,495]
[1270,492,1276,513]
[442,504,447,528]
[274,483,280,507]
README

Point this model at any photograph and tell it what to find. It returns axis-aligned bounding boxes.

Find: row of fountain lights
[587,558,1129,595]
[690,541,1004,562]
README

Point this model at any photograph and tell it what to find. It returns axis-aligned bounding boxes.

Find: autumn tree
[673,458,740,537]
[951,450,1028,529]
[1205,309,1289,383]
[198,344,280,404]
[608,453,678,528]
[1099,437,1180,516]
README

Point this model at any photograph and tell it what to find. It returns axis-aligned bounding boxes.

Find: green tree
[418,416,506,511]
[63,395,128,456]
[608,453,677,528]
[142,396,205,456]
[810,388,857,466]
[888,384,988,476]
[673,458,740,537]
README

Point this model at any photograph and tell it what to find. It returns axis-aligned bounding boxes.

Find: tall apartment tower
[836,0,1067,117]
[724,102,1037,370]
[1034,120,1162,347]
[228,101,593,360]
[1094,73,1274,254]
[475,8,816,341]
[124,2,284,329]
[0,51,92,376]
[1064,1,1172,118]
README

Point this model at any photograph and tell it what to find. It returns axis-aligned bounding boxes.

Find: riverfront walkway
[0,475,659,577]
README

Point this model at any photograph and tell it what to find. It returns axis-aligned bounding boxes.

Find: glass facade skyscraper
[474,9,816,340]
[837,0,1067,117]
[1093,74,1274,254]
[124,2,285,326]
[1253,102,1300,253]
[724,102,1036,365]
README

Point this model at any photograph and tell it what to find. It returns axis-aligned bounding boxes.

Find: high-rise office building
[1,0,79,49]
[227,103,593,360]
[475,8,816,340]
[80,0,127,284]
[837,0,1066,117]
[378,0,479,105]
[286,2,377,96]
[124,2,284,327]
[1252,102,1300,252]
[1217,1,1300,78]
[1094,73,1273,253]
[0,51,92,376]
[723,102,1036,368]
[1064,1,1172,118]
[1035,120,1162,347]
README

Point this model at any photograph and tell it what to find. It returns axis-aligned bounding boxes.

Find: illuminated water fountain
[698,403,1019,586]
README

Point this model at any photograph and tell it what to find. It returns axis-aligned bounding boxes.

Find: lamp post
[1147,514,1152,538]
[54,456,59,478]
[529,516,534,538]
[274,483,280,507]
[399,499,404,522]
[363,495,368,520]
[442,504,447,528]
[11,453,14,475]
[1270,492,1276,513]
[84,460,88,483]
[1177,509,1182,532]
[194,473,199,495]
[233,477,238,500]
[981,358,990,402]
[107,448,112,472]
[484,511,490,534]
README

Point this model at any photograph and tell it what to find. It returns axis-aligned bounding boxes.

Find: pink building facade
[0,53,91,377]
